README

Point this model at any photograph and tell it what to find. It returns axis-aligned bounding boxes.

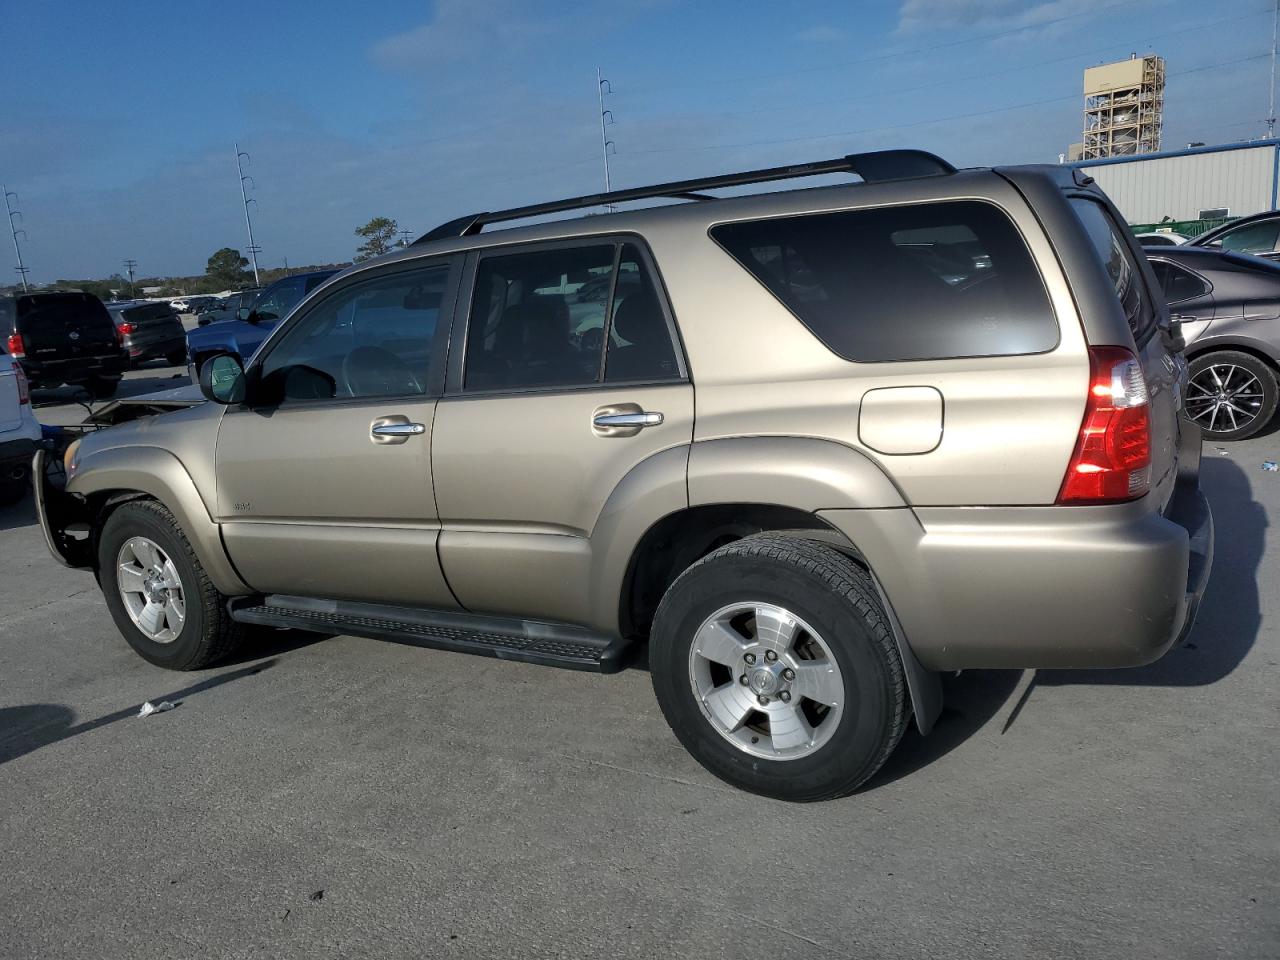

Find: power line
[235,142,262,286]
[3,186,30,292]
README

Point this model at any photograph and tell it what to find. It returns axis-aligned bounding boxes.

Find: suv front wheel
[98,500,244,670]
[650,535,907,802]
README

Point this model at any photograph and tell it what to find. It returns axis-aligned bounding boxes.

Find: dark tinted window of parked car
[252,278,306,322]
[1149,259,1210,303]
[260,264,449,401]
[711,200,1057,362]
[1215,219,1279,255]
[1070,197,1156,343]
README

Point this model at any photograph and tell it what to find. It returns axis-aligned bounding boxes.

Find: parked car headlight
[63,438,82,477]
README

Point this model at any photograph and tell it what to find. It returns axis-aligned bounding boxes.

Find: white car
[0,347,40,504]
[1136,231,1190,247]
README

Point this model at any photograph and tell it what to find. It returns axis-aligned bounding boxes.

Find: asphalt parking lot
[2,387,1278,958]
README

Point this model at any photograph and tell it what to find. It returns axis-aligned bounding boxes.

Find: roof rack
[414,149,955,244]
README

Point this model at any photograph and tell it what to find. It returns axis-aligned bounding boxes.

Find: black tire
[97,499,244,670]
[87,376,120,400]
[1186,350,1279,441]
[166,349,187,367]
[0,473,28,506]
[650,534,907,802]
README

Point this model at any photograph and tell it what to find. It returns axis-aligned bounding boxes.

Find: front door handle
[371,415,426,445]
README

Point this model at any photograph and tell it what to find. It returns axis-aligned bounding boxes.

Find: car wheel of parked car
[1185,350,1279,441]
[98,500,244,670]
[166,349,187,367]
[0,475,28,506]
[649,534,908,802]
[87,377,120,400]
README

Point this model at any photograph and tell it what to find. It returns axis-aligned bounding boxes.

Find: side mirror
[237,307,253,322]
[199,354,246,405]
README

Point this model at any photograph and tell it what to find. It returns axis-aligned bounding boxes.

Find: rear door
[1147,257,1216,343]
[1070,197,1180,491]
[16,293,118,360]
[431,238,692,626]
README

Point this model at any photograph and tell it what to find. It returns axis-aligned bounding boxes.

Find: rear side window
[1148,260,1209,303]
[1070,197,1156,342]
[710,200,1057,362]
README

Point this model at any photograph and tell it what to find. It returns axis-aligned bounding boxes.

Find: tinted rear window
[15,293,112,329]
[1070,197,1156,342]
[710,200,1057,362]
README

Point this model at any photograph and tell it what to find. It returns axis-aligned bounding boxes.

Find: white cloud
[896,0,1115,33]
[371,0,553,70]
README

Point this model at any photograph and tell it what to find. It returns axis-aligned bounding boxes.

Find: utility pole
[597,68,616,211]
[3,186,30,292]
[398,228,413,248]
[282,256,290,276]
[235,142,262,285]
[122,259,137,298]
[1270,0,1279,138]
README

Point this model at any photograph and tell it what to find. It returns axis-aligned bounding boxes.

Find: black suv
[1,291,128,398]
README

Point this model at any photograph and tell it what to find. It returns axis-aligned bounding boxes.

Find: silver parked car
[36,150,1213,800]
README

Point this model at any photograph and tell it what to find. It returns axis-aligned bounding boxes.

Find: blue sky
[2,0,1275,282]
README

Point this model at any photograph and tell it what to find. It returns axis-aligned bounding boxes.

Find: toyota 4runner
[36,150,1213,801]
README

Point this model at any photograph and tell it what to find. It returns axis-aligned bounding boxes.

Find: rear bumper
[819,426,1213,671]
[123,333,186,361]
[21,353,127,386]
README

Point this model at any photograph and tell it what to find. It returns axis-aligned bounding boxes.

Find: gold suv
[37,150,1213,800]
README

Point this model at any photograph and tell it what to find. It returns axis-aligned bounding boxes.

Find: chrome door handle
[592,411,664,428]
[371,416,426,445]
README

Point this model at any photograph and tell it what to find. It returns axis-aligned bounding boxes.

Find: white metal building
[1074,138,1280,224]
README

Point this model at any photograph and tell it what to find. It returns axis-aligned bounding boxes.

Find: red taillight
[14,363,29,404]
[1058,346,1152,504]
[117,322,136,335]
[5,332,24,358]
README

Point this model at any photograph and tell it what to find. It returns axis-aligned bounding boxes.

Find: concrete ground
[1,387,1277,958]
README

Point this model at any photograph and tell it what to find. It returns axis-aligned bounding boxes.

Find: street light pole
[3,186,30,292]
[235,142,262,285]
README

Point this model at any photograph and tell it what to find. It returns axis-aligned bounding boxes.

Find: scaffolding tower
[1081,54,1165,160]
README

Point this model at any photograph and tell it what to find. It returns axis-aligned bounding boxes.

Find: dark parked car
[185,271,336,377]
[1190,211,1280,262]
[107,301,188,367]
[1147,245,1280,439]
[0,291,127,398]
[195,289,262,326]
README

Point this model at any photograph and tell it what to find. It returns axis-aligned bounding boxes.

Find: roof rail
[413,149,955,244]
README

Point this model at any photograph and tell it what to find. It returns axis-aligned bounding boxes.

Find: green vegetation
[354,217,398,262]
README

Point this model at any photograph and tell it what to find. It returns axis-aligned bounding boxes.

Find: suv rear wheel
[649,535,907,802]
[98,500,244,670]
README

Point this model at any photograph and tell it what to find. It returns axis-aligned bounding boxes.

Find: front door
[432,239,693,627]
[216,257,462,607]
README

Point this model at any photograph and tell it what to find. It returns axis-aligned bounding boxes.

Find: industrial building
[1074,54,1166,160]
[1074,138,1280,227]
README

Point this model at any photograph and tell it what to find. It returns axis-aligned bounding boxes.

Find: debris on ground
[1263,460,1278,472]
[137,700,176,718]
[308,889,324,902]
[1216,447,1230,456]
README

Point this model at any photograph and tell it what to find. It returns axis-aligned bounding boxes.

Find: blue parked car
[185,270,337,379]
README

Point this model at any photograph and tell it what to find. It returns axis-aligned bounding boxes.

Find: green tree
[206,247,251,287]
[354,217,398,262]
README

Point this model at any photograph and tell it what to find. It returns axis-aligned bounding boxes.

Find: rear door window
[1069,197,1157,343]
[710,200,1058,362]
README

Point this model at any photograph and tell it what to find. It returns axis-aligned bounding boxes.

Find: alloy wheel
[116,536,186,643]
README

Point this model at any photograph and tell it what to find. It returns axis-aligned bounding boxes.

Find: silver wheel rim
[688,602,845,761]
[1185,363,1265,434]
[116,536,186,643]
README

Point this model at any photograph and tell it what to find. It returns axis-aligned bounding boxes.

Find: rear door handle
[592,412,664,428]
[371,416,426,445]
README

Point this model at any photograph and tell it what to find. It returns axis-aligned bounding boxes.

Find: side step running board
[229,595,634,674]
